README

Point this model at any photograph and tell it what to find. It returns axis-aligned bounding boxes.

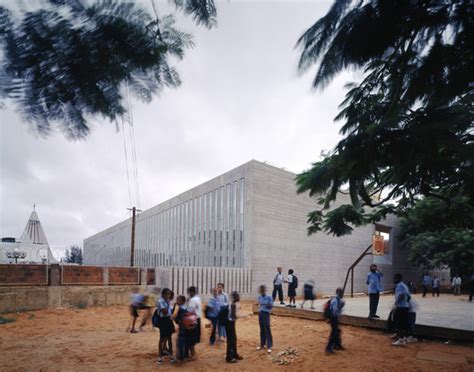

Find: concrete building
[1,208,57,264]
[84,160,417,294]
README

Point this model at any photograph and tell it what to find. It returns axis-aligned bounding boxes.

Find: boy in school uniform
[272,267,285,305]
[301,279,316,309]
[216,283,229,341]
[392,273,411,346]
[129,288,145,333]
[325,288,345,354]
[225,291,243,363]
[256,285,273,353]
[366,264,383,319]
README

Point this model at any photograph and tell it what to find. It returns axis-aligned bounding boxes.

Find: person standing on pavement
[272,267,285,305]
[452,274,462,296]
[422,273,431,297]
[366,264,383,320]
[432,276,440,297]
[285,269,298,308]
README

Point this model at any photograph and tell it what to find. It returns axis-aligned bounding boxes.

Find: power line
[121,118,132,209]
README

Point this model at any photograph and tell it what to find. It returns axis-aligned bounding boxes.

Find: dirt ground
[0,301,472,371]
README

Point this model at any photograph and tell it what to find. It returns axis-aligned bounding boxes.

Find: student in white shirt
[187,286,202,360]
[272,267,285,305]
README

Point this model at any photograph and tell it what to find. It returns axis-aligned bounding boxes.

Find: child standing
[285,269,298,308]
[301,279,316,309]
[172,295,189,361]
[325,288,345,354]
[256,285,273,353]
[225,291,243,363]
[206,288,220,345]
[156,288,175,365]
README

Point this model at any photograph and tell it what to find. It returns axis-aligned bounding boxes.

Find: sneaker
[280,302,285,305]
[392,338,407,346]
[170,358,176,364]
[226,359,238,363]
[333,345,346,351]
[292,305,297,308]
[325,348,334,354]
[406,336,418,343]
[256,347,262,350]
[285,304,292,308]
[156,358,163,365]
[267,349,272,353]
[390,333,399,340]
[373,315,380,318]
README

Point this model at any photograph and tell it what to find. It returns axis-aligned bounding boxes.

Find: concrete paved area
[274,294,474,331]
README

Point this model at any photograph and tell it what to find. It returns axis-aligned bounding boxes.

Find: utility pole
[127,207,142,267]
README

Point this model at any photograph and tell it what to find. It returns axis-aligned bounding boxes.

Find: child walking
[256,285,273,353]
[325,288,345,354]
[225,291,243,363]
[156,288,175,365]
[301,279,316,309]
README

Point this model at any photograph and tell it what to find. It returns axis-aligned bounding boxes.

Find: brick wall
[0,264,48,285]
[61,265,104,285]
[109,267,140,285]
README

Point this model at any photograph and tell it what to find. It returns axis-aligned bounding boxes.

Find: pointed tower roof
[21,208,49,245]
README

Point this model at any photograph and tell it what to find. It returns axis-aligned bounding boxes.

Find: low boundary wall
[252,305,474,342]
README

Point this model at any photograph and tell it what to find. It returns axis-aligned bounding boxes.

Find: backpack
[218,305,229,325]
[152,309,161,328]
[293,275,298,289]
[182,312,197,330]
[323,299,332,320]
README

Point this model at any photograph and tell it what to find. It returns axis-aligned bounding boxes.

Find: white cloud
[0,0,357,260]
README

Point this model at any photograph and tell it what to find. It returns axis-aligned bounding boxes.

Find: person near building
[225,291,243,363]
[187,286,202,360]
[285,269,298,308]
[256,285,273,353]
[301,279,316,309]
[272,267,285,305]
[452,274,462,296]
[366,264,383,320]
[392,273,411,346]
[422,274,431,297]
[216,282,229,341]
[325,287,345,354]
[432,276,440,297]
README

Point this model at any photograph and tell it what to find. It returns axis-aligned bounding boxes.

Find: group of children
[129,283,244,364]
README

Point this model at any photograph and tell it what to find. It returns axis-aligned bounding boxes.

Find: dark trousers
[394,307,410,338]
[369,292,380,317]
[422,285,428,297]
[209,317,218,344]
[225,321,239,361]
[272,284,283,303]
[258,311,273,349]
[177,333,188,360]
[432,287,440,297]
[326,316,341,352]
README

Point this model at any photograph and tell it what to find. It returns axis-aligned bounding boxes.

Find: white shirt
[187,295,202,319]
[274,272,284,285]
[452,277,462,285]
[287,274,294,284]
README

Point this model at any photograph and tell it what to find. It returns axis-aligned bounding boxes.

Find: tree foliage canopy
[399,190,474,276]
[0,0,216,139]
[64,245,83,264]
[295,0,474,236]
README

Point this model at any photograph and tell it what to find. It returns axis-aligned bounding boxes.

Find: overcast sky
[0,0,358,259]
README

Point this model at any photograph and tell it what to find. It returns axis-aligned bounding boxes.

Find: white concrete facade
[84,160,417,294]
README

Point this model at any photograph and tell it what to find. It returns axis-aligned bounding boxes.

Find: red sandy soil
[0,301,472,371]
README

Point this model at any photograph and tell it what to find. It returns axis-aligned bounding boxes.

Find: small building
[1,208,57,264]
[84,160,417,294]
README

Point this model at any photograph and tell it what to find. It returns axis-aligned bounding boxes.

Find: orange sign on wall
[372,235,385,256]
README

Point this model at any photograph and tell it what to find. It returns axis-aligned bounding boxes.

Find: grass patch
[0,316,16,325]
